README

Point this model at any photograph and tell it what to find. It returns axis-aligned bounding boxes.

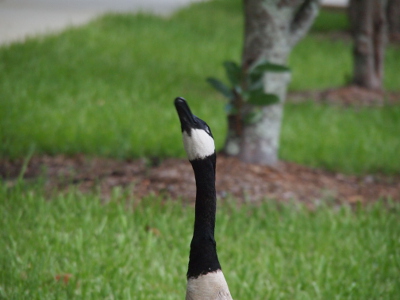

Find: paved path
[0,0,206,45]
[0,0,348,46]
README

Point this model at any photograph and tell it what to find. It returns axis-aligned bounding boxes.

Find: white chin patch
[183,129,215,161]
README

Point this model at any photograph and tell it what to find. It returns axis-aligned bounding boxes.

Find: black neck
[187,152,222,279]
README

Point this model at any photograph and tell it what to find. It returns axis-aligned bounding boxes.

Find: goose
[174,97,233,300]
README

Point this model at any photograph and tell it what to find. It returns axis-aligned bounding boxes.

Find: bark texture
[349,0,388,90]
[224,0,319,165]
[387,0,400,42]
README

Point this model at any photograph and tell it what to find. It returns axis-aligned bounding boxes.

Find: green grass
[311,8,350,32]
[0,6,241,159]
[1,5,399,299]
[280,103,400,174]
[1,0,399,174]
[289,36,352,90]
[1,184,399,299]
[290,35,400,90]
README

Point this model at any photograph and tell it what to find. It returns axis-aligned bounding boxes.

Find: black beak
[174,97,196,133]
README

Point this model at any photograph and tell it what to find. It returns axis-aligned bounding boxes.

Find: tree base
[287,86,400,107]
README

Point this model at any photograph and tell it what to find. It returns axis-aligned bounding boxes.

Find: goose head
[174,97,215,161]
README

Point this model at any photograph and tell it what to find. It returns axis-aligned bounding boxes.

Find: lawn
[0,0,399,174]
[1,2,400,299]
[1,184,399,299]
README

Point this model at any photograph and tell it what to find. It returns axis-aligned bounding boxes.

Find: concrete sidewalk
[0,0,348,46]
[0,0,205,45]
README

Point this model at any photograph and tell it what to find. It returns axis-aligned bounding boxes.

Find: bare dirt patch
[1,154,399,206]
[288,85,400,107]
[2,87,399,206]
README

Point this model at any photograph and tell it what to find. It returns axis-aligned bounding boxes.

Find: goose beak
[174,97,196,133]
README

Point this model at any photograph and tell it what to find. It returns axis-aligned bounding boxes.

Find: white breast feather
[183,129,215,161]
[186,270,233,300]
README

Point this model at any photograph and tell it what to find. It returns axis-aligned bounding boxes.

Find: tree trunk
[349,0,388,91]
[224,0,319,165]
[387,0,400,42]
